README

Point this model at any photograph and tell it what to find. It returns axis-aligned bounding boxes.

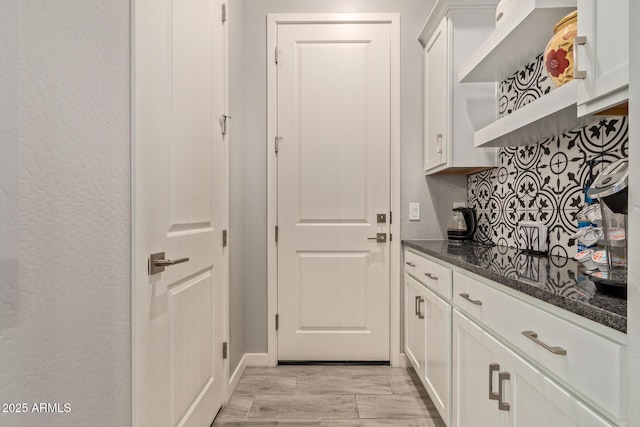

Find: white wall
[0,1,131,426]
[229,0,247,375]
[240,0,467,354]
[627,2,639,424]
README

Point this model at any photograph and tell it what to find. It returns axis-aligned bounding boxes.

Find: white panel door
[277,22,391,361]
[133,0,225,425]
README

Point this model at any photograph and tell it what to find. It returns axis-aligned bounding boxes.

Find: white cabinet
[404,275,425,373]
[404,274,452,425]
[453,310,615,427]
[422,284,451,424]
[575,0,629,116]
[424,18,448,171]
[420,3,498,175]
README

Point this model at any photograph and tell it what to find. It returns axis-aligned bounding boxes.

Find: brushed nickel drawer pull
[417,297,425,320]
[424,272,438,280]
[522,331,567,355]
[488,363,500,400]
[498,372,511,411]
[405,262,416,267]
[460,293,482,305]
[415,296,421,316]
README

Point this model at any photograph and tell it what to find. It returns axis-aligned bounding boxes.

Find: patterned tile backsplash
[468,54,629,258]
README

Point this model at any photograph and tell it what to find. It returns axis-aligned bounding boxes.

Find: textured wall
[0,1,131,426]
[229,0,247,375]
[0,0,20,418]
[240,0,466,354]
[627,2,640,424]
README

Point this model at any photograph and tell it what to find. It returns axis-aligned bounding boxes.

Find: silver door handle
[368,233,386,243]
[460,293,482,306]
[522,331,567,355]
[415,296,421,316]
[154,257,189,266]
[488,363,500,400]
[498,372,511,411]
[573,36,587,79]
[148,252,190,275]
[424,272,438,280]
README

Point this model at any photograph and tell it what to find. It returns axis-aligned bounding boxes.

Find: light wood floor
[213,365,446,426]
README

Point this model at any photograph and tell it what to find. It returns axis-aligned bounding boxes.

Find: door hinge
[275,136,279,155]
[222,342,228,359]
[275,47,279,64]
[221,114,230,135]
[222,229,228,247]
[390,233,393,242]
[390,211,392,224]
[221,3,227,22]
[275,226,279,242]
[275,314,279,331]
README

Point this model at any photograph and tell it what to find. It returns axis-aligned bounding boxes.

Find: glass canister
[600,202,627,278]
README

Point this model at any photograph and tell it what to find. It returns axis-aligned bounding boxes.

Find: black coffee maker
[447,207,478,241]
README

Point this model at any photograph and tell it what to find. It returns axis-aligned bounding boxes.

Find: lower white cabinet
[404,274,451,425]
[405,275,425,373]
[453,310,615,427]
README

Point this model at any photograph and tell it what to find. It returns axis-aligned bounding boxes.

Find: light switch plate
[409,203,420,221]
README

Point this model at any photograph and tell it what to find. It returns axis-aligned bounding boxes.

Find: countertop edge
[403,240,627,334]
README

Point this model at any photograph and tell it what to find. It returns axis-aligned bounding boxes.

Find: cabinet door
[501,345,615,427]
[404,275,425,374]
[576,0,628,116]
[452,310,507,427]
[423,286,451,425]
[424,17,448,171]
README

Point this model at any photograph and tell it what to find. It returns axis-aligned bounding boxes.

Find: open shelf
[474,81,598,148]
[459,0,576,83]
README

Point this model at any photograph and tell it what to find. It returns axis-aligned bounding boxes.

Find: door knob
[148,252,190,275]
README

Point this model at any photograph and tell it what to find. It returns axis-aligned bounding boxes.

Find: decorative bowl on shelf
[544,10,578,87]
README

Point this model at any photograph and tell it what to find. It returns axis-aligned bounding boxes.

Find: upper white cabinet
[459,0,577,83]
[575,0,629,116]
[420,1,498,175]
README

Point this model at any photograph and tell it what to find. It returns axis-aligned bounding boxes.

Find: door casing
[266,13,401,367]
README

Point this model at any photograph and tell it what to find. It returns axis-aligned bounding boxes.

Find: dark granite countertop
[403,240,627,334]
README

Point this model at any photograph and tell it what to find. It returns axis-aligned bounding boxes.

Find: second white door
[276,20,392,361]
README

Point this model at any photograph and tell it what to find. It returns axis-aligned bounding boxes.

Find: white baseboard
[244,352,269,367]
[227,354,247,402]
[399,353,410,368]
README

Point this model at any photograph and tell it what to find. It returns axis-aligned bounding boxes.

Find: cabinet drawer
[453,271,625,421]
[404,250,452,299]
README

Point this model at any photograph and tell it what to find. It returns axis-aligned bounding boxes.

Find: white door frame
[266,13,401,367]
[130,0,230,423]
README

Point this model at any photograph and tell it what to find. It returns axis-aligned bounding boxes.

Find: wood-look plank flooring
[213,366,446,426]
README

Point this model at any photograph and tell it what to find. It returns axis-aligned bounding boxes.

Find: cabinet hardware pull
[415,296,421,316]
[418,298,425,320]
[498,372,511,411]
[424,272,438,280]
[573,36,587,79]
[436,133,443,153]
[459,293,482,305]
[488,363,500,400]
[405,262,416,267]
[521,330,567,355]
